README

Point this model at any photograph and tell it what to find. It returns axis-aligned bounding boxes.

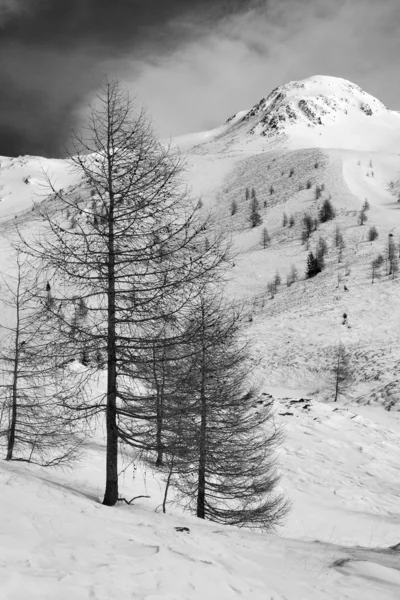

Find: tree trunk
[6,266,21,460]
[154,343,164,467]
[197,303,207,519]
[334,350,340,402]
[103,242,118,504]
[103,108,119,506]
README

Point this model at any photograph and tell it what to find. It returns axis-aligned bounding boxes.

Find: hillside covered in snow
[1,75,400,599]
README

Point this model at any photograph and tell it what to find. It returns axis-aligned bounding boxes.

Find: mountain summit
[237,75,386,134]
[217,75,400,152]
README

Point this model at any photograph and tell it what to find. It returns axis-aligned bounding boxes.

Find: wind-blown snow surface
[1,75,400,598]
[1,394,400,599]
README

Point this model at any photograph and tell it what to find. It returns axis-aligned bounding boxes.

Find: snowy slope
[1,75,400,598]
[173,76,400,409]
[0,155,79,221]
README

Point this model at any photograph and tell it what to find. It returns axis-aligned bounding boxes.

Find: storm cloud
[0,0,254,157]
[1,0,400,158]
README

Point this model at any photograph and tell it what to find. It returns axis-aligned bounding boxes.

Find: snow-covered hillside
[1,74,400,598]
[173,76,400,409]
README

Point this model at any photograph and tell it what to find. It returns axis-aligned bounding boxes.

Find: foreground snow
[1,394,400,599]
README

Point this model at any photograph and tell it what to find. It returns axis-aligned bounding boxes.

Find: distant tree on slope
[249,194,262,227]
[332,342,352,402]
[319,198,335,223]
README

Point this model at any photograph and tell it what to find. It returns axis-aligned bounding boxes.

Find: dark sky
[1,0,400,158]
[0,0,253,157]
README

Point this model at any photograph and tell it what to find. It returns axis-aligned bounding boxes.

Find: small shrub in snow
[289,214,295,227]
[302,213,313,239]
[261,227,270,248]
[367,226,378,241]
[282,212,288,227]
[231,199,237,216]
[289,168,295,177]
[286,264,298,286]
[333,225,344,248]
[267,280,276,299]
[270,185,275,195]
[316,237,328,263]
[306,179,312,189]
[371,254,384,283]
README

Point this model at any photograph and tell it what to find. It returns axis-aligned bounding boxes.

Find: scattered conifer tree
[387,235,398,277]
[249,195,262,228]
[289,214,295,227]
[306,252,321,278]
[319,198,335,223]
[358,208,368,225]
[282,212,288,227]
[231,199,238,216]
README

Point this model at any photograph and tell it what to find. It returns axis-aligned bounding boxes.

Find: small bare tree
[261,227,270,249]
[332,342,352,402]
[0,252,86,465]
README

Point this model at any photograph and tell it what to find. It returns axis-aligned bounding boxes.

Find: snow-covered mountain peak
[236,75,387,137]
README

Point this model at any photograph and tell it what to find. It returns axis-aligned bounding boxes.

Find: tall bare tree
[25,80,228,505]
